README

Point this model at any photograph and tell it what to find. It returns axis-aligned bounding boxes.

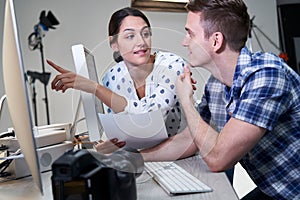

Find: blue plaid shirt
[198,47,300,199]
[197,75,228,132]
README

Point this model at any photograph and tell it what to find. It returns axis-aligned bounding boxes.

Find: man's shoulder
[237,48,287,78]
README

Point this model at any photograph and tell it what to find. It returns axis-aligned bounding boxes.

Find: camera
[51,148,144,200]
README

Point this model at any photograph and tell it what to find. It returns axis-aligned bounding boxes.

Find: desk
[0,155,238,200]
[137,155,238,200]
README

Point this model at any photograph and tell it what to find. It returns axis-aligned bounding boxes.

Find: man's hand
[176,66,196,105]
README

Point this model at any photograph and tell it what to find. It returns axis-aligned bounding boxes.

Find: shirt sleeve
[197,82,211,123]
[197,75,228,132]
[232,67,291,131]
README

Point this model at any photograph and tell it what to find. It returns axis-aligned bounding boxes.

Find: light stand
[248,16,288,62]
[27,76,37,126]
[27,71,51,126]
[28,10,59,125]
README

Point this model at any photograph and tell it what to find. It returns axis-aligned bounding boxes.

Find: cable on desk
[0,149,21,177]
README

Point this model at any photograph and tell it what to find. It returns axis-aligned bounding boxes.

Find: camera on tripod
[51,148,144,200]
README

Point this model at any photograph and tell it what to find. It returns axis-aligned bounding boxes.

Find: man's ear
[211,32,224,52]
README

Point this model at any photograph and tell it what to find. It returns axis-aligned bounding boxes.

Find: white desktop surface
[137,155,238,200]
[0,156,238,200]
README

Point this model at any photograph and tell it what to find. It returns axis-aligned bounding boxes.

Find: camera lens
[59,167,68,175]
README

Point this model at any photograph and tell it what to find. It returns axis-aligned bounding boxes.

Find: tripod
[27,70,51,126]
[248,16,288,62]
[27,10,59,125]
[27,31,51,125]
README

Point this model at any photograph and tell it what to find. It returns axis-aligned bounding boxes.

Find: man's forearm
[141,127,198,162]
[181,99,219,160]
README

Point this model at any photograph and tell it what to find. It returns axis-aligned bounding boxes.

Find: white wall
[0,0,279,130]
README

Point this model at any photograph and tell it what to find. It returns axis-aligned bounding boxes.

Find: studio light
[27,10,60,126]
[28,10,60,50]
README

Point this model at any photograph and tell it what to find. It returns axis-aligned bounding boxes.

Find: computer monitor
[2,0,42,193]
[72,44,104,142]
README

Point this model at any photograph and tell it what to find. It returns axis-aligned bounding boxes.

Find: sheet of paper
[98,110,168,149]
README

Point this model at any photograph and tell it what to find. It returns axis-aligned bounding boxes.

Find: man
[141,0,300,199]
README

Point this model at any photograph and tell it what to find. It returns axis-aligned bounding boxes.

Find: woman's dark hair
[108,7,151,62]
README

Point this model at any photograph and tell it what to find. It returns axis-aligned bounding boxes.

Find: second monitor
[72,44,104,142]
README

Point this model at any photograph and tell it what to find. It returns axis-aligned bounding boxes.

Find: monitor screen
[72,44,104,142]
[2,0,42,193]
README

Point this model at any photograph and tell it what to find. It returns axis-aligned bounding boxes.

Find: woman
[48,7,186,149]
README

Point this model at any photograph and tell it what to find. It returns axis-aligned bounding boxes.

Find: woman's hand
[47,59,98,94]
[94,138,126,154]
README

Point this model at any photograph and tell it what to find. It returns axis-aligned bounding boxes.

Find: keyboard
[144,161,212,195]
